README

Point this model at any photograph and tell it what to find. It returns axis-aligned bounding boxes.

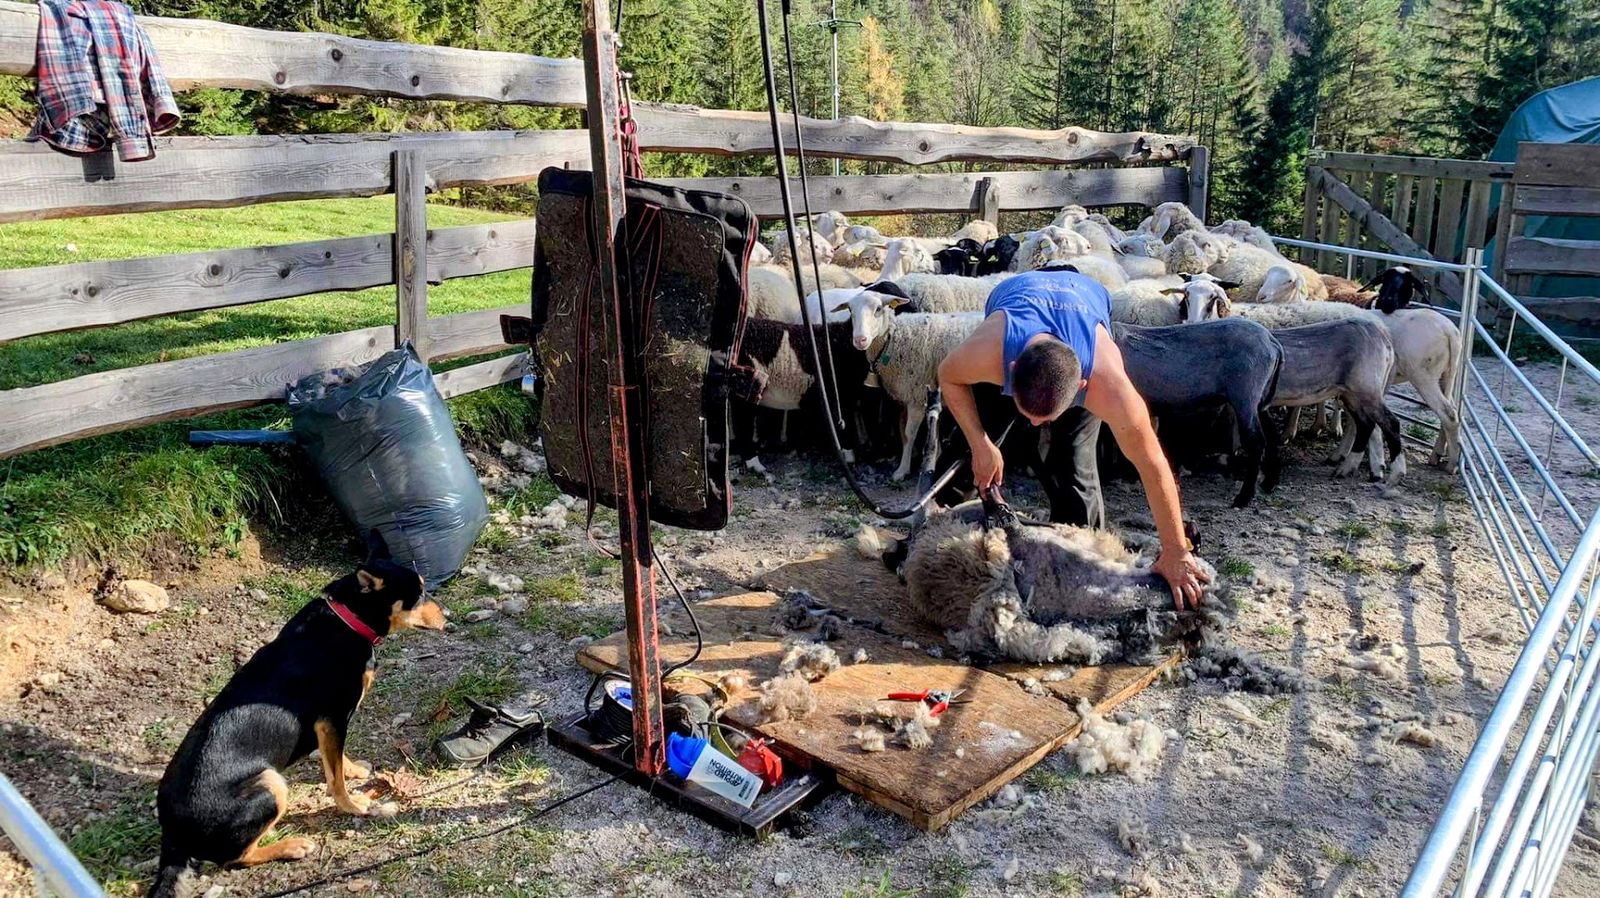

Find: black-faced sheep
[732,319,872,461]
[1364,265,1432,313]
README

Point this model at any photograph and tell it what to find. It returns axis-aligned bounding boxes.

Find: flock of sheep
[732,201,1463,510]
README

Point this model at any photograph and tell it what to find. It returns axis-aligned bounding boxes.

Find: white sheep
[1011,227,1127,290]
[746,265,862,323]
[831,290,983,481]
[1051,204,1090,228]
[1071,219,1119,256]
[749,241,773,265]
[1163,230,1231,275]
[814,211,850,247]
[1210,250,1329,303]
[883,272,1013,314]
[1210,219,1278,252]
[1136,201,1206,240]
[877,237,939,280]
[1228,300,1367,329]
[1110,275,1186,326]
[950,219,1000,244]
[1088,213,1127,243]
[767,227,833,267]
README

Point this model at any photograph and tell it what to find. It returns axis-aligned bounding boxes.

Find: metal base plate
[546,711,832,838]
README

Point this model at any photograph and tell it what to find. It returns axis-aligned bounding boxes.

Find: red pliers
[885,688,968,717]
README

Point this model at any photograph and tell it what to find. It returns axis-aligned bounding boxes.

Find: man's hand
[970,436,1004,490]
[1152,548,1210,610]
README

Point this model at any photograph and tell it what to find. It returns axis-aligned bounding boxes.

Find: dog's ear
[357,568,386,592]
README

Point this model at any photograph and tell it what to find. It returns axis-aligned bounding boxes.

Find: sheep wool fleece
[985,269,1111,396]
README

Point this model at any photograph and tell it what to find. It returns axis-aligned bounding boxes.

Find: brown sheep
[1320,274,1377,308]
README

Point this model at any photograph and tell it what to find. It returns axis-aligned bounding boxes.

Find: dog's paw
[339,792,373,816]
[276,837,317,861]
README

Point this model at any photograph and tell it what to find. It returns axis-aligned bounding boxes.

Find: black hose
[753,0,1006,520]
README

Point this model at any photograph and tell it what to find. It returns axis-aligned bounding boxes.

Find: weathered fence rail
[0,0,1204,461]
[1300,151,1513,289]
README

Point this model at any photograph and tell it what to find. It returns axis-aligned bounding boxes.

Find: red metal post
[582,0,666,775]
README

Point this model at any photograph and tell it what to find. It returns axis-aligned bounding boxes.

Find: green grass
[1260,621,1293,638]
[1405,422,1435,441]
[1044,870,1086,897]
[1386,520,1414,536]
[418,659,518,736]
[1335,522,1374,540]
[1220,556,1255,579]
[0,197,539,571]
[245,570,330,620]
[1317,551,1371,574]
[844,869,917,898]
[1024,765,1082,794]
[1428,521,1454,537]
[68,800,161,891]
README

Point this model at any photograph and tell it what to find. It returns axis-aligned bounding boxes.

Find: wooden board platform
[756,547,1180,706]
[579,591,1080,830]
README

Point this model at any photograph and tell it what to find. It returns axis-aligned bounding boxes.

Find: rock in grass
[464,609,498,623]
[102,580,170,614]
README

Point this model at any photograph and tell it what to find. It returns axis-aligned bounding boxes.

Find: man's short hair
[1013,339,1081,420]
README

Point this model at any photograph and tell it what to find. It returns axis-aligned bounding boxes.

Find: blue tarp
[1485,76,1600,298]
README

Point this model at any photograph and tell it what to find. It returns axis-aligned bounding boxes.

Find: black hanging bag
[516,167,764,531]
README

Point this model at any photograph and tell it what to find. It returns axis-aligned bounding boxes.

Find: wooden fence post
[394,149,429,358]
[1301,165,1324,266]
[1186,145,1209,222]
[976,176,999,225]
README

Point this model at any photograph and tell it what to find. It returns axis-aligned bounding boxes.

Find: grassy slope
[0,198,537,570]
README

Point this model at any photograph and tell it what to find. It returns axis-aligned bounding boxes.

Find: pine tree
[1014,0,1109,129]
[1238,0,1332,232]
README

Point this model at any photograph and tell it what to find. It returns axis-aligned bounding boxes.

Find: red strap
[326,598,382,646]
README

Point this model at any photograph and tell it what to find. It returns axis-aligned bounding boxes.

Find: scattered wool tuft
[1021,677,1048,696]
[523,499,568,530]
[1179,832,1198,855]
[816,614,845,642]
[851,648,870,664]
[1066,699,1167,779]
[1001,856,1020,883]
[1363,752,1391,767]
[779,642,841,682]
[718,674,747,694]
[1238,835,1266,867]
[1117,817,1150,857]
[852,726,887,752]
[757,674,818,722]
[900,639,921,651]
[1040,668,1071,682]
[855,525,886,560]
[1219,695,1268,728]
[745,456,768,475]
[1184,642,1308,695]
[895,703,942,750]
[486,572,524,594]
[1390,721,1439,748]
[1342,652,1404,680]
[775,592,815,630]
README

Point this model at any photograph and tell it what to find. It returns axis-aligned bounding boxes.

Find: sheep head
[1257,265,1310,304]
[1051,204,1090,228]
[1166,274,1234,324]
[1163,231,1226,275]
[814,211,850,247]
[1118,233,1166,259]
[878,237,934,281]
[834,283,912,351]
[1366,265,1431,314]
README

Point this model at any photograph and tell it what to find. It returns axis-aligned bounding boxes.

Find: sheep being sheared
[902,500,1218,664]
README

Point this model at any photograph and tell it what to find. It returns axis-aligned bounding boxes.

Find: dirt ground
[4,367,1600,898]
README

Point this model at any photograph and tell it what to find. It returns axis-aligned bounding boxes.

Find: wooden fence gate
[0,1,1206,459]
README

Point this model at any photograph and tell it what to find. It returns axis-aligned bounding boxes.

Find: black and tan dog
[147,559,444,897]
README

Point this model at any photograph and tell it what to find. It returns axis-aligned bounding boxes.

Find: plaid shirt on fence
[27,0,180,162]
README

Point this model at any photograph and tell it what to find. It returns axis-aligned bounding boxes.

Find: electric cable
[654,543,703,677]
[754,0,1012,520]
[253,770,623,898]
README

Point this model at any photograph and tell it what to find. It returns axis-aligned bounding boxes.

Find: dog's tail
[145,845,192,898]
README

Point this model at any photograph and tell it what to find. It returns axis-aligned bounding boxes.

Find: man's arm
[937,313,1008,488]
[1083,329,1210,608]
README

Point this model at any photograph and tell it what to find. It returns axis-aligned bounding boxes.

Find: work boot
[435,698,543,767]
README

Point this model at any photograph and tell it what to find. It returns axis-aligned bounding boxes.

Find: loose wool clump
[1342,651,1404,680]
[1389,721,1439,748]
[1066,699,1167,779]
[852,726,887,752]
[895,703,942,750]
[757,674,818,722]
[780,641,841,682]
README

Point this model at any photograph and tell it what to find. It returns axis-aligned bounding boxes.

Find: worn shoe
[435,698,544,767]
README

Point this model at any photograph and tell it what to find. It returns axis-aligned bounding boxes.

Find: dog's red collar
[325,598,382,646]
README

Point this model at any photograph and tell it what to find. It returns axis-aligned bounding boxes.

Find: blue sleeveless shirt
[984,268,1111,397]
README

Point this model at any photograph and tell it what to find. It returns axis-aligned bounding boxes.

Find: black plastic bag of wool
[287,343,488,589]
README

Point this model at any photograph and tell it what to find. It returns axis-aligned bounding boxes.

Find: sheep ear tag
[886,297,910,308]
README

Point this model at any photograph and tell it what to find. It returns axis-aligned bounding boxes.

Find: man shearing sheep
[936,264,1211,609]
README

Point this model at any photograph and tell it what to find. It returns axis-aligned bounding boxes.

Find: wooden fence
[1300,151,1516,297]
[0,1,1203,458]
